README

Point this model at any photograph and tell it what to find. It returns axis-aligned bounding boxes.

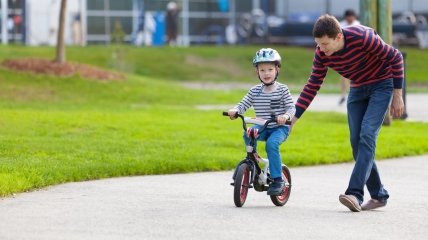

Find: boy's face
[256,62,279,85]
[315,33,344,56]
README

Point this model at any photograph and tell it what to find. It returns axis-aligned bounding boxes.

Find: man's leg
[340,85,367,211]
[346,80,393,203]
[363,81,393,202]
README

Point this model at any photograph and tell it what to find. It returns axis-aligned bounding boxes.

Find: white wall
[27,0,81,46]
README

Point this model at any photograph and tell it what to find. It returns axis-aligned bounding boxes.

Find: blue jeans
[345,79,392,204]
[243,126,290,179]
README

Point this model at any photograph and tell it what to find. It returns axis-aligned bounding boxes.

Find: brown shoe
[339,194,362,212]
[361,199,387,211]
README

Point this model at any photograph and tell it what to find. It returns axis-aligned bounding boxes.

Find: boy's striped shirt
[295,25,404,118]
[235,82,296,128]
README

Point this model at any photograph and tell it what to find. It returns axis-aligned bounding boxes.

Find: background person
[166,1,179,46]
[338,9,361,105]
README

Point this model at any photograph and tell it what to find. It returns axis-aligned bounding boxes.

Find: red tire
[233,163,250,207]
[270,165,292,206]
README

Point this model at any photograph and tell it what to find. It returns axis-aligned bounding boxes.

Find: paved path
[1,93,427,240]
[1,155,428,240]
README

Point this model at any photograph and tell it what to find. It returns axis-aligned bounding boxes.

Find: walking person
[291,15,404,212]
[166,1,179,46]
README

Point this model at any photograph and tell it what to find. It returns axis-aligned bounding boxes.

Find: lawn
[1,45,427,89]
[0,45,428,196]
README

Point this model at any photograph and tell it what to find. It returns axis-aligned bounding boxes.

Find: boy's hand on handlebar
[228,109,238,120]
[277,114,290,125]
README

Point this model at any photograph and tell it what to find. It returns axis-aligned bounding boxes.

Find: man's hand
[390,89,404,118]
[277,114,290,125]
[228,109,238,120]
[291,116,298,126]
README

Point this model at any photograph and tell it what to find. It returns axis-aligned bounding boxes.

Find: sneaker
[267,181,285,196]
[361,199,387,211]
[339,194,362,212]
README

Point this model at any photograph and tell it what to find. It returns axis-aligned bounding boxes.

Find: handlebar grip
[222,111,239,118]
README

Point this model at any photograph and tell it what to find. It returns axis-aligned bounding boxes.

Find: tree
[55,0,67,63]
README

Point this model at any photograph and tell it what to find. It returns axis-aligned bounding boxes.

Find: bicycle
[222,111,292,207]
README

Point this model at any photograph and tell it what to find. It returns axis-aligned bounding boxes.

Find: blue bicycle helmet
[253,48,281,67]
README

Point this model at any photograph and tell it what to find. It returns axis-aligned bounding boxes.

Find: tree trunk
[55,0,67,63]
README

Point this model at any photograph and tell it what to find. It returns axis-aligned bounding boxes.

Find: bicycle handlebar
[222,111,291,133]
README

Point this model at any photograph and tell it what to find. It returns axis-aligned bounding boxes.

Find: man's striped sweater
[295,25,404,118]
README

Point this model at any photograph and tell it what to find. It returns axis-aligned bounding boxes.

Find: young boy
[228,48,295,196]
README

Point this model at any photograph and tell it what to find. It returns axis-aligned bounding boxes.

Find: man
[291,15,404,212]
[338,9,361,105]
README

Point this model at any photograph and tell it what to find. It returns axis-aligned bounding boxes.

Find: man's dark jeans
[345,79,393,204]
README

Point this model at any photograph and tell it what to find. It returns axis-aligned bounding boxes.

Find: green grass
[0,45,428,196]
[1,45,427,89]
[1,106,428,196]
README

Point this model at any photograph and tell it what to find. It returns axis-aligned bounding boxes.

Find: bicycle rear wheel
[270,165,292,206]
[234,163,250,207]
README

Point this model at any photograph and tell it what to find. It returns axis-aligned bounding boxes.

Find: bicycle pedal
[248,184,254,188]
[230,182,234,186]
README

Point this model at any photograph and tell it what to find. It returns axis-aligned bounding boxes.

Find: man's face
[256,62,278,84]
[345,16,357,24]
[314,34,343,56]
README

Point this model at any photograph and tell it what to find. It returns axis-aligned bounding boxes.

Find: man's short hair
[344,9,357,18]
[312,14,342,38]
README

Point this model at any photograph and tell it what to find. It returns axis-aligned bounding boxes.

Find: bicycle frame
[224,112,291,188]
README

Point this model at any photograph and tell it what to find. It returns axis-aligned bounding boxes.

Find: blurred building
[1,0,428,46]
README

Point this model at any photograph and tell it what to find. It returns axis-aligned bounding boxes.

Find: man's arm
[294,49,328,122]
[362,29,404,117]
[362,29,404,89]
[390,89,404,118]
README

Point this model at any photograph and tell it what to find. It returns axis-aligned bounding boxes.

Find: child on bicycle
[228,48,295,196]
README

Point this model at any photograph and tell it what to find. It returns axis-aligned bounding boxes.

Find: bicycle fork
[231,154,261,187]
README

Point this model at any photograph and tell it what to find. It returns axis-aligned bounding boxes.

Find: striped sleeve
[234,86,256,114]
[362,29,404,88]
[295,50,328,118]
[282,85,296,118]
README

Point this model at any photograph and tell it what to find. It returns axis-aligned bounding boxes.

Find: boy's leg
[266,126,289,196]
[265,126,290,179]
[345,80,392,204]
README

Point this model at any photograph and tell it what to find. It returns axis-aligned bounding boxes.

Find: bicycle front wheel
[234,163,250,207]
